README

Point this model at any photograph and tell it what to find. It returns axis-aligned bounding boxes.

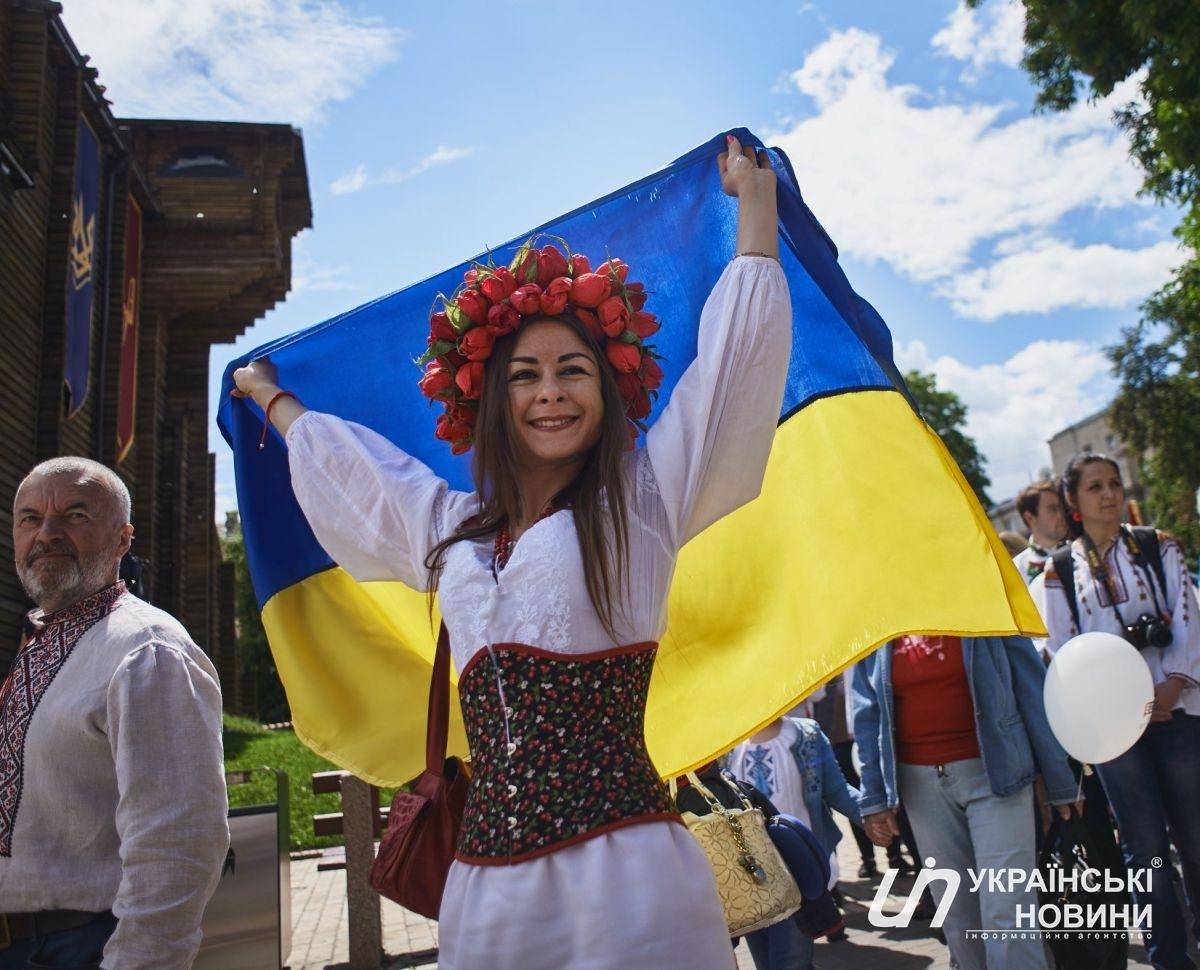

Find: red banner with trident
[115,197,142,463]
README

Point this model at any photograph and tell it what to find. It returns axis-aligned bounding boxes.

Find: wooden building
[0,0,312,703]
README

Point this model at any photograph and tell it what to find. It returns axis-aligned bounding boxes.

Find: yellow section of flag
[262,388,1043,786]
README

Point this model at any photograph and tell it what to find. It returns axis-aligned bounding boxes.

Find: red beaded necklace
[493,503,560,573]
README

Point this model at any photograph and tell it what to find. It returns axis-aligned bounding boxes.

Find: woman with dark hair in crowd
[1043,452,1200,970]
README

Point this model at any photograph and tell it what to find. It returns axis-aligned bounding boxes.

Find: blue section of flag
[218,129,900,608]
[65,117,100,416]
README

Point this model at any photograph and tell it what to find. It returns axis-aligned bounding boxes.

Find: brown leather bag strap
[426,622,452,776]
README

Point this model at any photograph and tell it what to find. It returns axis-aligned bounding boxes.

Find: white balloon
[1043,632,1154,764]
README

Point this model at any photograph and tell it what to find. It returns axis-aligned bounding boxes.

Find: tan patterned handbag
[669,771,802,936]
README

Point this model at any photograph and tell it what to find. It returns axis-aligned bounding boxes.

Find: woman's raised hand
[231,356,308,437]
[718,133,776,199]
[718,133,779,259]
[231,357,280,403]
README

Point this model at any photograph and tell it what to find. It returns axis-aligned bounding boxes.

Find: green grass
[223,714,395,852]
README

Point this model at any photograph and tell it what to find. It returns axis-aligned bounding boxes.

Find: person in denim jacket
[852,635,1080,970]
[728,716,862,970]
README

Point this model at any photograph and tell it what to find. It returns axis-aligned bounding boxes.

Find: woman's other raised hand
[231,358,281,403]
[718,133,776,199]
[718,133,779,260]
[231,357,308,439]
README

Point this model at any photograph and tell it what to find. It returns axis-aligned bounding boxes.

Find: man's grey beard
[17,544,120,613]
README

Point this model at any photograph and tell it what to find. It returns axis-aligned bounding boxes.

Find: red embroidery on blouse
[0,583,126,856]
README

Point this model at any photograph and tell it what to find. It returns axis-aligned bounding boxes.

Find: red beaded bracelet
[259,390,297,450]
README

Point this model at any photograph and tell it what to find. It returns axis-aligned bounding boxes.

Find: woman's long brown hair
[424,313,632,639]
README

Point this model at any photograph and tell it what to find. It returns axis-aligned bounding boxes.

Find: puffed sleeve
[1159,535,1200,689]
[644,256,791,549]
[286,411,477,589]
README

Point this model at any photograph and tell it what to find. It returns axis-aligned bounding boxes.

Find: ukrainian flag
[218,129,1043,786]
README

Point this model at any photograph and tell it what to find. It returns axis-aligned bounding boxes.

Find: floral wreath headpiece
[417,237,663,454]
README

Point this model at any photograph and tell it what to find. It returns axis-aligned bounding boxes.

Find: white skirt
[437,818,735,969]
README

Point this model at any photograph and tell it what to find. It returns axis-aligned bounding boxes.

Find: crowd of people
[726,464,1200,970]
[1,134,1197,970]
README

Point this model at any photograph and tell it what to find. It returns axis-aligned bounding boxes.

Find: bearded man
[0,458,228,969]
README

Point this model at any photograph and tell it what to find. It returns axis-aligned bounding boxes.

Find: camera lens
[1128,614,1173,650]
[1146,619,1173,649]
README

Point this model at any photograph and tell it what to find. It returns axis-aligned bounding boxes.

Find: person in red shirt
[890,635,982,766]
[853,635,1081,970]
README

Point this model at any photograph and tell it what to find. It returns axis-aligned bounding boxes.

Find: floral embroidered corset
[455,642,679,865]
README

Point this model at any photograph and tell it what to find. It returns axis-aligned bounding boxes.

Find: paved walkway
[287,818,1157,969]
[288,855,438,969]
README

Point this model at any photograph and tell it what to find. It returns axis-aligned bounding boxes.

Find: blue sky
[63,0,1180,514]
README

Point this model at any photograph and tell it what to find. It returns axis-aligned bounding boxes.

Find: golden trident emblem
[123,276,138,332]
[70,192,95,291]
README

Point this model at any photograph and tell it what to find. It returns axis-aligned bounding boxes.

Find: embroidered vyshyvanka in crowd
[0,584,228,968]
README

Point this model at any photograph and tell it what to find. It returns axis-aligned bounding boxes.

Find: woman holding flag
[232,135,792,968]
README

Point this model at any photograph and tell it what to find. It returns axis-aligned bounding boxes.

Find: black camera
[1124,613,1173,651]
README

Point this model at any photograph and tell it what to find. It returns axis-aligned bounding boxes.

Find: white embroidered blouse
[0,588,229,970]
[1043,532,1200,716]
[285,255,791,968]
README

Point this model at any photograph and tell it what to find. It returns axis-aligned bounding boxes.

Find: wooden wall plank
[0,2,311,679]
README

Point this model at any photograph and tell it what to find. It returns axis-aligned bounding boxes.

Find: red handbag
[369,623,470,918]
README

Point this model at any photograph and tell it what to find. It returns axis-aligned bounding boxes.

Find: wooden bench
[311,769,389,842]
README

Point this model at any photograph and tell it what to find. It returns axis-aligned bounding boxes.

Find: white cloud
[897,338,1114,499]
[937,237,1181,320]
[413,145,473,171]
[377,145,474,185]
[330,164,368,196]
[790,27,896,110]
[287,230,353,292]
[61,0,403,125]
[214,488,238,527]
[769,28,1171,320]
[330,146,473,195]
[1133,214,1171,237]
[293,261,352,293]
[932,0,1025,74]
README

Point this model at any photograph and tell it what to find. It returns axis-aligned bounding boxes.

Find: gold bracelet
[736,251,779,260]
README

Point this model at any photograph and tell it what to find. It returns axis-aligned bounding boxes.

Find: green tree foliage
[1108,262,1200,557]
[221,532,291,723]
[905,370,992,507]
[987,0,1200,558]
[1012,0,1200,204]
